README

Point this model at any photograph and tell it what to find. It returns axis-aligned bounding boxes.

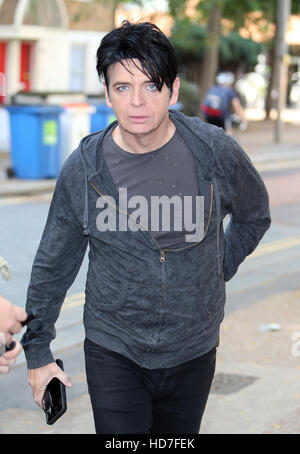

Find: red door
[20,42,32,92]
[0,42,6,104]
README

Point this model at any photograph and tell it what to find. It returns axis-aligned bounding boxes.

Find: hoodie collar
[79,110,215,189]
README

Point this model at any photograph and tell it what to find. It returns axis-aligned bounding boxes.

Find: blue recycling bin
[5,105,64,179]
[90,104,116,133]
[169,102,183,111]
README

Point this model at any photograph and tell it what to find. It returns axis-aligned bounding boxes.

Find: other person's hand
[0,296,27,345]
[0,334,23,374]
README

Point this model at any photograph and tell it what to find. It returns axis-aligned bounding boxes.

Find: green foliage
[168,0,187,18]
[170,19,261,71]
[291,0,300,14]
[219,0,276,26]
[219,31,262,68]
[168,0,300,24]
[169,19,206,61]
[178,79,201,116]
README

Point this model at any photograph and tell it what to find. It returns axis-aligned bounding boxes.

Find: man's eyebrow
[112,81,130,87]
[112,79,154,87]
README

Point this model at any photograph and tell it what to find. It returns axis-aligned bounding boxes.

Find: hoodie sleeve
[21,163,88,369]
[215,135,271,282]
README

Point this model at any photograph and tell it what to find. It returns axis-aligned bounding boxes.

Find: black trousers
[84,338,216,434]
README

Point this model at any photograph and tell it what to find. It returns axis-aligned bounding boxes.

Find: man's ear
[169,77,180,106]
[104,84,113,108]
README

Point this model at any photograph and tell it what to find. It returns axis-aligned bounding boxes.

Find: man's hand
[0,334,22,374]
[0,296,27,344]
[28,362,73,408]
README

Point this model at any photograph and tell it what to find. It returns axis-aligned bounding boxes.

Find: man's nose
[130,88,144,106]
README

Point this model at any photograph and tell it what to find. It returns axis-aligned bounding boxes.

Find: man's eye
[146,84,158,91]
[117,85,129,92]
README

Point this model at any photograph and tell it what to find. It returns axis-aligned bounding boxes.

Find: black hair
[96,21,178,92]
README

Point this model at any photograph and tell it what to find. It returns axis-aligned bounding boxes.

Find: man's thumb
[57,370,73,388]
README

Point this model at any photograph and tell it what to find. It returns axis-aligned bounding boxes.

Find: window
[70,44,86,92]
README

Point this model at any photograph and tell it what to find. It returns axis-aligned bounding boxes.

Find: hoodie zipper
[89,181,214,264]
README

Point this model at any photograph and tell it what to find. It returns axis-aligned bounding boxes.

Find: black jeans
[84,338,216,434]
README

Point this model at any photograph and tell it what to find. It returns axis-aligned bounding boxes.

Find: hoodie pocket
[89,277,128,312]
[169,272,225,334]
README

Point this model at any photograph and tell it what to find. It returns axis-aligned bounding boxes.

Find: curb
[0,179,56,197]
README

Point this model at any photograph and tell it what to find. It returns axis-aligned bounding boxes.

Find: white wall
[0,26,106,97]
[5,39,21,98]
[66,30,106,95]
[32,29,106,94]
[33,29,70,92]
[33,29,106,94]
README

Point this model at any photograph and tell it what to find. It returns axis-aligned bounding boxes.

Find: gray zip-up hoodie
[21,111,271,369]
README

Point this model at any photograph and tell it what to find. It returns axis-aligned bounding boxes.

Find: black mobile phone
[42,359,67,425]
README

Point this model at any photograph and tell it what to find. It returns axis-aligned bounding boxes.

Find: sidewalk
[201,288,300,434]
[0,151,56,197]
[232,110,300,171]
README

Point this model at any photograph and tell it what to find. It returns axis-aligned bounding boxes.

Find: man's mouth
[128,116,148,122]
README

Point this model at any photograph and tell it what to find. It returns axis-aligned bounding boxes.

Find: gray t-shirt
[102,128,200,249]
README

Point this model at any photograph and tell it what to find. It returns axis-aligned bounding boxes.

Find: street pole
[274,0,291,143]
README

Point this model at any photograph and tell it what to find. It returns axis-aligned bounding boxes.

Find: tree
[274,0,291,141]
[198,1,221,105]
[169,19,261,85]
[168,0,300,111]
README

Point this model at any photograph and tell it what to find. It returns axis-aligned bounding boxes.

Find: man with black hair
[22,21,270,434]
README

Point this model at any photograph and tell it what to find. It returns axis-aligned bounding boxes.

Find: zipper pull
[160,251,166,263]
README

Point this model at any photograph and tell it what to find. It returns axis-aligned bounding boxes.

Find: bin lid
[61,102,95,113]
[62,102,90,107]
[5,105,64,115]
[92,104,112,111]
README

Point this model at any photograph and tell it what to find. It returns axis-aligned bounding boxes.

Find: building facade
[0,0,114,104]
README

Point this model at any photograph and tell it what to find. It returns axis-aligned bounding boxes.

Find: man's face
[104,59,179,137]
